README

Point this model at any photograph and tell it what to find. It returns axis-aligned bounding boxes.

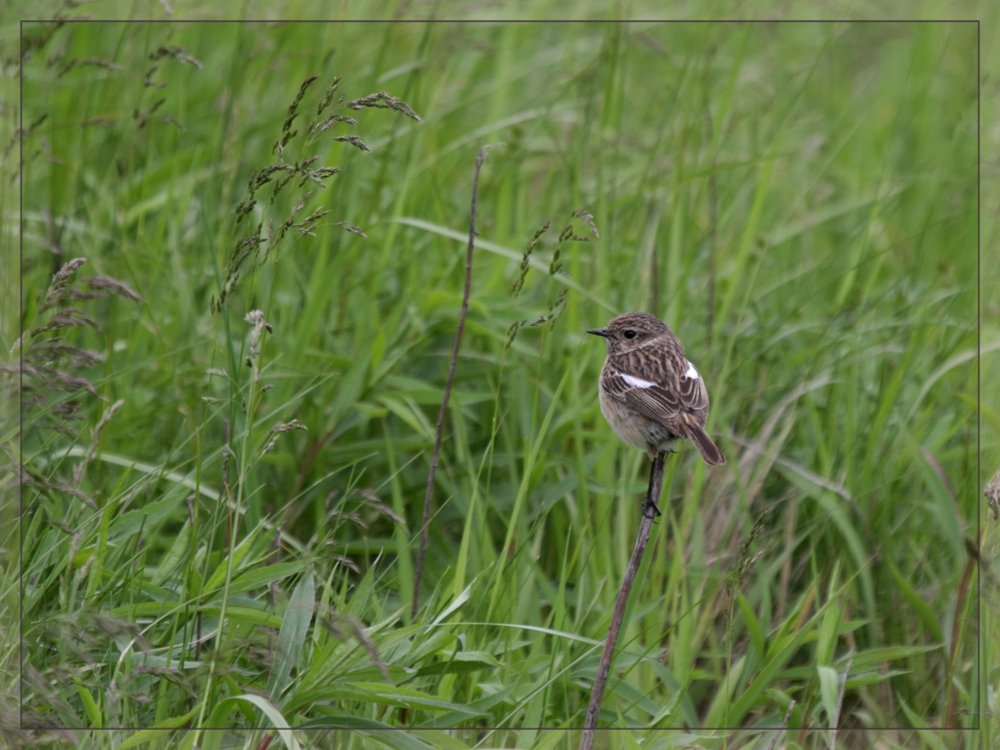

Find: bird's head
[587,312,671,354]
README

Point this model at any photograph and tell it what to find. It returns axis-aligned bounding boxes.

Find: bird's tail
[687,424,726,466]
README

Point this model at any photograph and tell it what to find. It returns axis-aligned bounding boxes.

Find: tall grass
[5,5,995,750]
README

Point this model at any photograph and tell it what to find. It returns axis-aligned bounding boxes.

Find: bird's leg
[641,454,664,518]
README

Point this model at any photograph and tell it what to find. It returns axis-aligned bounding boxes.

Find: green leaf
[707,619,813,726]
[816,595,840,668]
[737,592,766,663]
[899,698,949,750]
[887,558,945,643]
[514,690,545,747]
[109,493,183,542]
[203,695,300,750]
[151,520,191,586]
[851,645,940,669]
[337,682,484,715]
[230,561,309,595]
[269,571,316,702]
[816,664,840,725]
[202,527,259,593]
[487,367,572,620]
[430,581,473,627]
[76,683,102,728]
[107,601,282,627]
[416,681,519,728]
[377,394,435,442]
[296,715,436,750]
[414,650,502,677]
[845,669,909,687]
[608,677,660,718]
[201,604,283,628]
[117,707,199,750]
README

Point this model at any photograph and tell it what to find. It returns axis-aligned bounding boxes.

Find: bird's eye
[624,330,636,340]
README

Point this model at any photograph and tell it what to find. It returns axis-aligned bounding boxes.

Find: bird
[588,312,725,513]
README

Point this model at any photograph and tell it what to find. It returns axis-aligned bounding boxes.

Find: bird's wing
[602,359,709,434]
[602,368,682,424]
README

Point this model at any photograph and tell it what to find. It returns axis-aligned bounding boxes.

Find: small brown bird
[588,312,725,510]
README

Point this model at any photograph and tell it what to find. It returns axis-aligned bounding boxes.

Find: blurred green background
[3,2,997,749]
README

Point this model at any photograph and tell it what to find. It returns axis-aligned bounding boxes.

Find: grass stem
[580,451,666,750]
[411,147,487,620]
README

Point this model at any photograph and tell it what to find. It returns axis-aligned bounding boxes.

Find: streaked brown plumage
[588,312,725,473]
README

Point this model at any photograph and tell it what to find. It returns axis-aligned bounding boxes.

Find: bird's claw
[641,496,662,519]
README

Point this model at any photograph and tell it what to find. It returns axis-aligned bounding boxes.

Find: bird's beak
[586,328,609,337]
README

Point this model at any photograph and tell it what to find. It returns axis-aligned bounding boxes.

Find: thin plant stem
[220,419,231,549]
[193,326,264,741]
[580,451,666,750]
[945,551,975,727]
[767,700,796,750]
[411,147,487,620]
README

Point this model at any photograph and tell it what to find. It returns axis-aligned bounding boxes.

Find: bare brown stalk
[410,147,487,620]
[945,546,976,728]
[580,451,666,750]
[767,700,796,750]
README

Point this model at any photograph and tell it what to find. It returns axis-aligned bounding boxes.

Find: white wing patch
[618,372,657,389]
[684,360,700,380]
